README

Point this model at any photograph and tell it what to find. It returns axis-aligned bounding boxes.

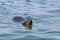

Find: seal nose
[22,20,32,30]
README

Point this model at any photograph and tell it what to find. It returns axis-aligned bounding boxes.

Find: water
[0,0,60,40]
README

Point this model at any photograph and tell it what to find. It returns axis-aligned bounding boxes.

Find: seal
[13,16,32,30]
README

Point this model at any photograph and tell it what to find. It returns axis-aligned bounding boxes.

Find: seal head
[22,17,32,30]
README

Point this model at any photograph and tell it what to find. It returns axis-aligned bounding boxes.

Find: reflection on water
[26,0,31,2]
[0,0,60,40]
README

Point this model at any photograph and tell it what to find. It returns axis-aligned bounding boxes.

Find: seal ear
[22,20,32,30]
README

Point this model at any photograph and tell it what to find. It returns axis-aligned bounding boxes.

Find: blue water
[0,0,60,40]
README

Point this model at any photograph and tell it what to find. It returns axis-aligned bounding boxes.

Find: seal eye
[13,16,25,22]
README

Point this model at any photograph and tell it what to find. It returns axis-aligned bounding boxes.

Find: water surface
[0,0,60,40]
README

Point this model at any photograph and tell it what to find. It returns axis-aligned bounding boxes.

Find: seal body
[13,16,25,22]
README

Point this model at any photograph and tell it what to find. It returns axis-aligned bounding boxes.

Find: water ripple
[0,0,60,40]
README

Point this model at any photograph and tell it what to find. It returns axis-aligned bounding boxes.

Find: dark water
[0,0,60,40]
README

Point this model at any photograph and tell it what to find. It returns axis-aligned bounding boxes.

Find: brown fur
[22,20,32,29]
